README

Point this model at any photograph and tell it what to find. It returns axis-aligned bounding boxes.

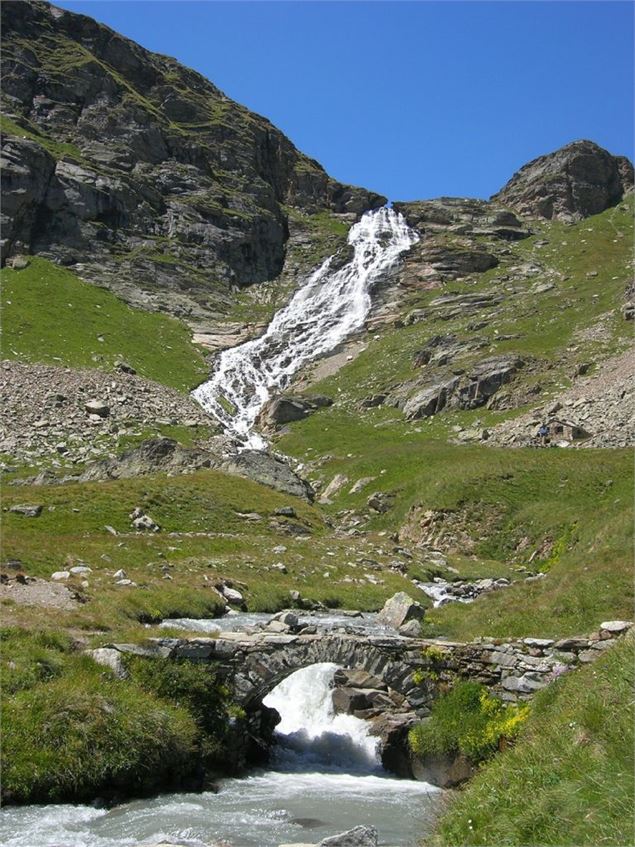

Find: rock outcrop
[0,0,384,323]
[259,395,333,428]
[81,436,314,499]
[492,140,634,221]
[394,356,523,420]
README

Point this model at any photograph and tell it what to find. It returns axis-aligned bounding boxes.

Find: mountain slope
[0,0,384,326]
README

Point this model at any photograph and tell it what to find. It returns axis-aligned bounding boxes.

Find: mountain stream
[0,211,442,846]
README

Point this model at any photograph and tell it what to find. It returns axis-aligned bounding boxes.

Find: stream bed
[1,653,443,847]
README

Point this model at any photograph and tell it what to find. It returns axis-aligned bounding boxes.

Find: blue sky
[55,1,634,201]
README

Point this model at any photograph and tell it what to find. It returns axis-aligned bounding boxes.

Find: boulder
[132,513,160,532]
[599,620,632,634]
[403,378,459,420]
[410,750,475,788]
[367,492,393,513]
[399,620,422,638]
[260,395,333,427]
[221,585,244,605]
[377,592,425,629]
[114,360,136,375]
[224,449,314,501]
[84,400,110,418]
[9,504,42,517]
[318,826,378,847]
[88,647,127,679]
[369,712,419,777]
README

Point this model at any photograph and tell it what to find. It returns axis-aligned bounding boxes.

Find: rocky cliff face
[492,139,633,221]
[0,0,384,324]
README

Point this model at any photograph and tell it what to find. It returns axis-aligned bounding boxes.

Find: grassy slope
[427,635,635,847]
[1,257,208,391]
[1,465,426,804]
[274,198,634,640]
[0,626,236,803]
[1,468,426,633]
[308,196,633,410]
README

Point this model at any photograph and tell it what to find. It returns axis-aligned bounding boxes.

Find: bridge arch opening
[262,662,382,774]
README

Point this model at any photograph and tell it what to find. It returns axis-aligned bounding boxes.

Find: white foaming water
[193,207,418,448]
[263,663,380,773]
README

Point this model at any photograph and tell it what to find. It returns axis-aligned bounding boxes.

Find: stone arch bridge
[92,621,626,715]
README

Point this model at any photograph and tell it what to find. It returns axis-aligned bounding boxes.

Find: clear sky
[55,1,634,201]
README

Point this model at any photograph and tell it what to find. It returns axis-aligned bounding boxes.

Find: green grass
[278,413,633,637]
[0,114,86,162]
[1,257,209,391]
[0,627,235,804]
[1,467,427,634]
[409,680,529,764]
[284,196,633,423]
[427,636,635,847]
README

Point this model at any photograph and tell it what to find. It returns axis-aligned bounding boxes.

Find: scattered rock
[9,504,42,517]
[69,565,92,575]
[377,592,425,629]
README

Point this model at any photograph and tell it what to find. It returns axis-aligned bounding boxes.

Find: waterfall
[192,207,418,448]
[263,663,381,773]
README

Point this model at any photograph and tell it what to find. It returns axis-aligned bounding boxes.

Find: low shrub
[409,680,529,764]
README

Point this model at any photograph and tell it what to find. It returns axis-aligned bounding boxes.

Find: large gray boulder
[410,749,475,788]
[260,395,333,427]
[224,449,314,501]
[377,592,425,630]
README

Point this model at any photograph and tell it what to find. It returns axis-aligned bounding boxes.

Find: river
[1,658,441,847]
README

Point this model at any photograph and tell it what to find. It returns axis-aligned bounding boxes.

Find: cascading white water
[193,207,418,448]
[263,663,380,773]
